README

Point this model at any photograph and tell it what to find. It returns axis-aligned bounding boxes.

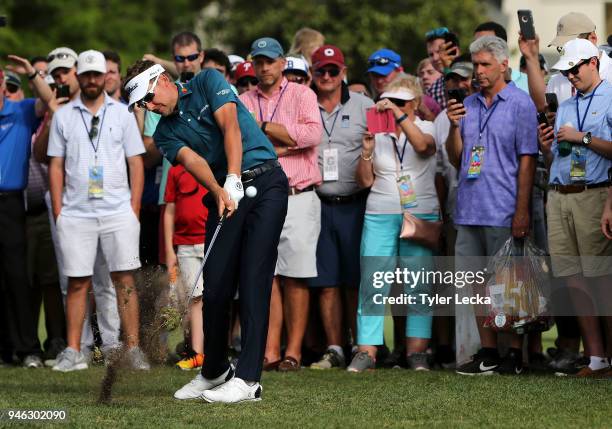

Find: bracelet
[261,121,268,133]
[361,151,373,161]
[396,113,408,124]
[28,71,38,81]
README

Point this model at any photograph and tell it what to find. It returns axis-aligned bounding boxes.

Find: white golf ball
[245,186,257,198]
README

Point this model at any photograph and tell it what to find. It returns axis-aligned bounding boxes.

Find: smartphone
[448,88,467,104]
[518,10,536,40]
[180,71,194,83]
[56,84,70,100]
[537,112,548,126]
[366,108,395,134]
[545,93,559,113]
[443,32,459,56]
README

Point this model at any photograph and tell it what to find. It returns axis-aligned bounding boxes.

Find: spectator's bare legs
[567,274,605,358]
[111,270,140,348]
[475,317,497,349]
[357,345,377,360]
[406,338,428,354]
[65,276,93,351]
[319,287,343,347]
[344,288,358,343]
[264,276,283,362]
[283,278,309,361]
[190,297,204,355]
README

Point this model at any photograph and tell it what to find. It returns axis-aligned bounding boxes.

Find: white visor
[380,88,415,101]
[125,64,165,112]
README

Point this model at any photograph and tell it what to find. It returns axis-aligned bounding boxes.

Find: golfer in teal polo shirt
[124,60,288,403]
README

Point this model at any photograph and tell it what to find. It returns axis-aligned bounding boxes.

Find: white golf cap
[380,88,416,101]
[124,64,165,112]
[284,56,309,76]
[76,50,107,75]
[228,54,245,69]
[552,38,599,71]
[47,47,77,74]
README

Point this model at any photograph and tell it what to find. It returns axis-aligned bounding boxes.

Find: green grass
[0,365,610,428]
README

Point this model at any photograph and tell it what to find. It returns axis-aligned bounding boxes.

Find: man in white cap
[47,50,149,372]
[538,38,612,378]
[283,56,310,85]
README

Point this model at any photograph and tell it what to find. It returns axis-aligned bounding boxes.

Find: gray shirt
[316,88,374,196]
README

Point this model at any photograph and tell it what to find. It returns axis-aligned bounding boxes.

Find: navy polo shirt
[0,98,39,191]
[154,69,276,181]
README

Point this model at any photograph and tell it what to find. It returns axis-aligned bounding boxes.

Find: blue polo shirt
[0,98,39,191]
[153,69,276,181]
[550,80,612,185]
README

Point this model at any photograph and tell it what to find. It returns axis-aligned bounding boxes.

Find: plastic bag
[484,238,552,334]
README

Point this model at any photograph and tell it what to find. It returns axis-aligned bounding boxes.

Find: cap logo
[287,60,293,68]
[568,61,574,66]
[85,55,95,64]
[324,48,334,57]
[243,63,251,71]
[257,41,267,48]
[126,82,138,95]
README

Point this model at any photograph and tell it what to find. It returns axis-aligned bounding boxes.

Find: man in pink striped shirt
[240,37,322,372]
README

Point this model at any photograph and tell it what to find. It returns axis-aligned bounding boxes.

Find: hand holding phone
[56,84,70,101]
[448,88,467,105]
[545,93,558,113]
[518,10,536,40]
[366,108,395,134]
[537,112,548,126]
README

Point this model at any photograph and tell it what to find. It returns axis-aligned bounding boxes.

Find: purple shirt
[455,82,538,227]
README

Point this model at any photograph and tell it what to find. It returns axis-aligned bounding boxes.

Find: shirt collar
[73,92,116,114]
[476,81,513,105]
[0,98,17,117]
[316,82,351,112]
[177,81,192,98]
[256,77,288,98]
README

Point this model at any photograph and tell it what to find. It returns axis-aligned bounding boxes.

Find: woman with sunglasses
[350,73,438,372]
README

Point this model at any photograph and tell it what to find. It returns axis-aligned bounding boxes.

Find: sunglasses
[314,67,341,77]
[560,59,589,77]
[89,116,100,141]
[174,53,200,63]
[384,97,408,107]
[237,76,258,87]
[425,27,449,38]
[285,75,307,84]
[47,52,74,62]
[136,74,161,109]
[6,84,20,94]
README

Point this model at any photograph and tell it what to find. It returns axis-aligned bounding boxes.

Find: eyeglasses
[89,116,100,141]
[285,75,307,84]
[5,84,20,94]
[384,97,408,107]
[560,60,589,77]
[47,52,74,62]
[425,27,449,39]
[314,67,341,77]
[237,76,258,87]
[174,53,200,63]
[136,74,161,109]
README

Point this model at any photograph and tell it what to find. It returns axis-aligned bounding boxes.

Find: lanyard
[320,106,342,145]
[79,106,107,157]
[576,81,603,132]
[257,84,288,123]
[392,135,408,168]
[478,99,500,139]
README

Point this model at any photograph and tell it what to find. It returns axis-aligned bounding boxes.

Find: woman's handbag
[399,211,443,251]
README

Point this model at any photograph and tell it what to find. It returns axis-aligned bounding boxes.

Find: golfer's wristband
[396,114,408,124]
[261,121,268,133]
[28,71,38,81]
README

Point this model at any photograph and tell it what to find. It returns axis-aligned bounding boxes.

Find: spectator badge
[397,171,417,209]
[569,146,587,183]
[323,148,339,181]
[88,165,104,199]
[467,146,484,179]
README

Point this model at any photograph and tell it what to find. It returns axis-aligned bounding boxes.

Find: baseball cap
[124,63,165,112]
[311,45,345,69]
[250,37,284,59]
[284,56,309,76]
[4,70,21,88]
[234,61,256,80]
[380,88,415,101]
[228,54,245,70]
[47,47,77,74]
[445,61,473,79]
[551,38,599,71]
[548,12,596,47]
[76,50,107,75]
[367,49,402,76]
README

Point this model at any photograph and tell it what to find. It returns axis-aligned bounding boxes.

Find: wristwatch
[582,131,592,146]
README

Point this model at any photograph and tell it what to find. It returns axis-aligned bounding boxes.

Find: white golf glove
[224,174,244,209]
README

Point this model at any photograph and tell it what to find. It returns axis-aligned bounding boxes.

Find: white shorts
[275,191,321,278]
[177,243,204,299]
[56,210,141,277]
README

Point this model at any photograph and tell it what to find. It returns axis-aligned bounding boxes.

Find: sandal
[263,357,282,371]
[278,356,300,372]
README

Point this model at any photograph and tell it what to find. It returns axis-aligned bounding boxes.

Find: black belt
[0,190,22,198]
[550,182,609,194]
[317,189,368,204]
[241,159,281,183]
[289,185,315,196]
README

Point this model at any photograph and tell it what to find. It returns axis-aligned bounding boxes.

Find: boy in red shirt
[164,165,208,370]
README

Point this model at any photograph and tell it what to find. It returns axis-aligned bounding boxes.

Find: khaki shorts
[275,191,321,278]
[547,188,612,278]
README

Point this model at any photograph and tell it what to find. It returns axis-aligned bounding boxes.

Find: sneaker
[573,366,610,378]
[407,352,430,371]
[52,347,88,372]
[23,355,43,368]
[347,351,375,373]
[176,353,204,371]
[126,347,151,370]
[201,377,262,403]
[527,352,550,374]
[382,347,406,369]
[434,345,456,370]
[549,349,581,374]
[456,349,499,376]
[310,348,346,369]
[174,366,234,400]
[496,348,523,375]
[42,338,66,362]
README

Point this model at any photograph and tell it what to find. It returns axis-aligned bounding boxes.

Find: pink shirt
[240,78,322,189]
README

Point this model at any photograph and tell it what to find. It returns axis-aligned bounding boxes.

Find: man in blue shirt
[539,39,612,378]
[0,56,55,367]
[124,60,288,402]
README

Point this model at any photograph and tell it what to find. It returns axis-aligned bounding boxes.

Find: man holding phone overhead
[425,27,461,109]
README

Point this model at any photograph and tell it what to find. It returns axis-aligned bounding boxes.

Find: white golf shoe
[174,366,234,400]
[201,377,262,403]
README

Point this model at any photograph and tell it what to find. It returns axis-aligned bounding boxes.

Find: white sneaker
[201,377,262,403]
[23,355,43,368]
[174,366,234,400]
[52,348,88,372]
